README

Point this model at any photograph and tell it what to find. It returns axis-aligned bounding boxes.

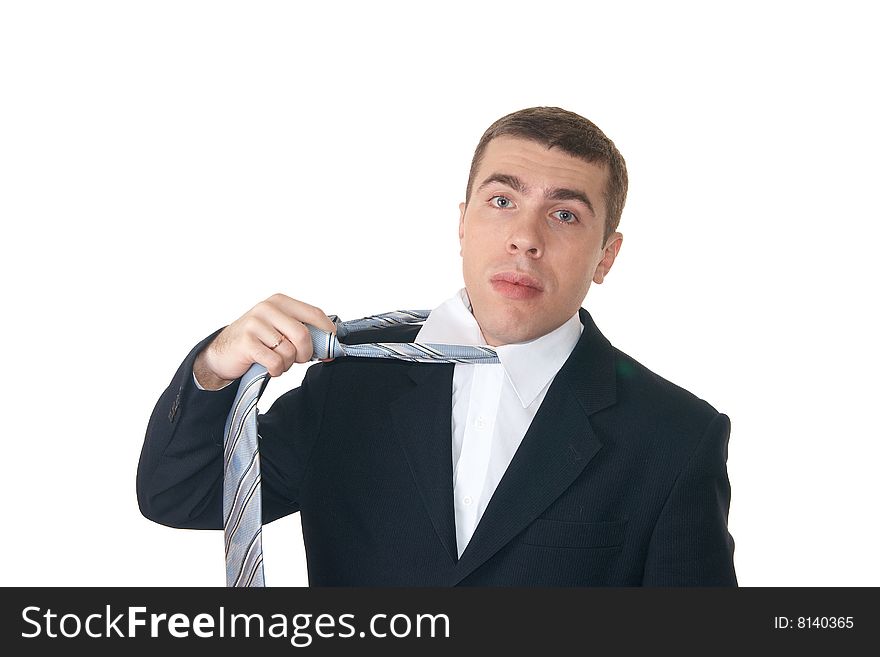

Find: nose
[506,213,544,258]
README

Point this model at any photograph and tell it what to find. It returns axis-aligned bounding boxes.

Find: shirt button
[463,496,473,505]
[475,416,487,430]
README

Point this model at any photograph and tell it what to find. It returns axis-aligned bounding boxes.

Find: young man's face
[459,136,622,346]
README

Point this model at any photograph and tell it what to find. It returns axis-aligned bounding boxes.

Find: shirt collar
[416,288,583,408]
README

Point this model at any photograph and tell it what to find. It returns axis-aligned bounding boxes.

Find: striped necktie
[223,309,499,587]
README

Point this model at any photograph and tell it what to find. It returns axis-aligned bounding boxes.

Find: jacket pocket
[520,518,626,549]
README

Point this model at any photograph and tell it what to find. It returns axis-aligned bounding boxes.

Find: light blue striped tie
[222,309,499,587]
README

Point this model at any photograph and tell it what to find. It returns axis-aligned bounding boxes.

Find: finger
[267,334,298,371]
[240,315,290,352]
[236,317,299,375]
[263,293,338,335]
[247,336,287,377]
[259,308,315,363]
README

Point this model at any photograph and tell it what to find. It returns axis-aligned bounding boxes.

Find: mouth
[489,271,544,300]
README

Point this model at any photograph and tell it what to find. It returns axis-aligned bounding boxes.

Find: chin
[482,315,542,346]
[470,288,548,343]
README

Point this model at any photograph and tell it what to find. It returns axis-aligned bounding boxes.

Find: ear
[458,201,467,254]
[592,232,623,284]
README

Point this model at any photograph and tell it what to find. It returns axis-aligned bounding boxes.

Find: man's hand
[193,293,338,390]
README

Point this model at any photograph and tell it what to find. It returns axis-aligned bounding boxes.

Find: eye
[552,209,578,224]
[490,195,513,209]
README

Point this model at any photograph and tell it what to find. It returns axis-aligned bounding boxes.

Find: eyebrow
[476,172,596,217]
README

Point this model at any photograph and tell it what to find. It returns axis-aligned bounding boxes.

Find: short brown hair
[465,107,628,244]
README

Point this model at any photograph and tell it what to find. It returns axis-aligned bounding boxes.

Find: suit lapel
[451,308,617,584]
[383,307,618,582]
[389,364,460,566]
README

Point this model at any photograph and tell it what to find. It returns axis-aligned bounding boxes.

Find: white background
[1,1,877,587]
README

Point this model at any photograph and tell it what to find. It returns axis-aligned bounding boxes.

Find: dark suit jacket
[137,308,736,586]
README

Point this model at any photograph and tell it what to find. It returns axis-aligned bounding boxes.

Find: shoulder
[600,345,728,450]
[614,347,720,415]
[578,342,732,472]
[576,308,724,428]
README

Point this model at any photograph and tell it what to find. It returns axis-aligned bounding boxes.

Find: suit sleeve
[136,330,332,529]
[641,411,737,586]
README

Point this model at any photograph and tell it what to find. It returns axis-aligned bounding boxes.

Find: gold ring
[269,335,284,350]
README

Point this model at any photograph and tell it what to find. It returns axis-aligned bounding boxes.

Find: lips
[490,271,544,290]
[489,271,544,300]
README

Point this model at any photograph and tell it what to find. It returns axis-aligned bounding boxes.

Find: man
[138,106,737,586]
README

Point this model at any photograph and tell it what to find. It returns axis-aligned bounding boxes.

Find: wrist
[193,350,235,391]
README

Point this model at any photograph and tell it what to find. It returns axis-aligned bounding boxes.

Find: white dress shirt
[416,289,583,557]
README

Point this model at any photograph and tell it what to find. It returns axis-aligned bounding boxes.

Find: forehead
[476,136,608,206]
